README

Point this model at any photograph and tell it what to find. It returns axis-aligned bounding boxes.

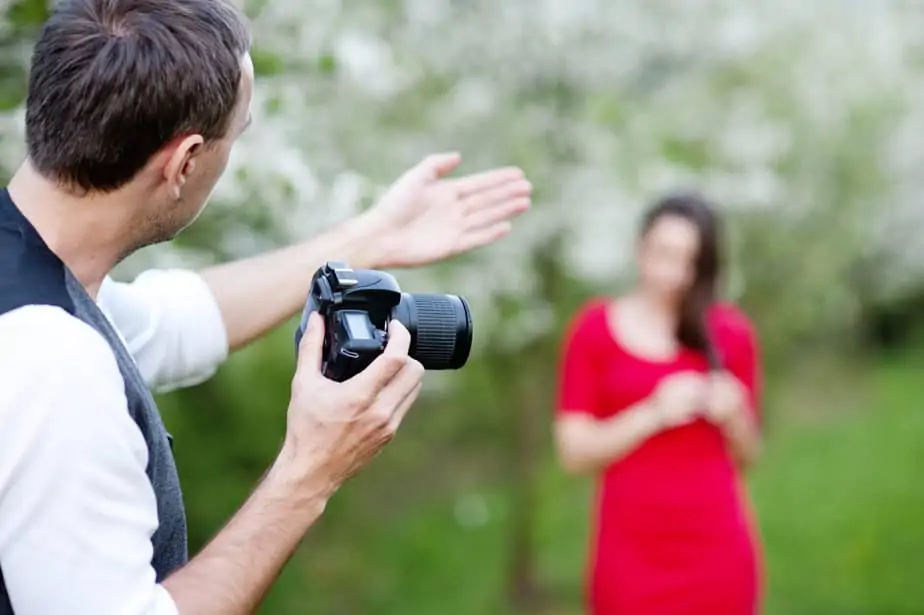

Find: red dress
[557,298,763,615]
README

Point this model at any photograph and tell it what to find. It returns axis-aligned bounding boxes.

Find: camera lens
[391,293,473,370]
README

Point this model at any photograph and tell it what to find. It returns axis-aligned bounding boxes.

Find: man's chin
[132,218,197,253]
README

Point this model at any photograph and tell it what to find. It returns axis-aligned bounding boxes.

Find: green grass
[286,354,924,615]
[173,351,924,615]
[753,353,924,615]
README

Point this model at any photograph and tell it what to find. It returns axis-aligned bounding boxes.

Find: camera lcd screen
[344,312,372,339]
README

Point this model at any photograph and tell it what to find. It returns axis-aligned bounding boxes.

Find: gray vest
[0,189,188,614]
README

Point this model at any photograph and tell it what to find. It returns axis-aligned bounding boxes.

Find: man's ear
[163,134,205,199]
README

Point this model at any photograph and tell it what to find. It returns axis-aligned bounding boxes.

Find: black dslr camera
[295,261,474,382]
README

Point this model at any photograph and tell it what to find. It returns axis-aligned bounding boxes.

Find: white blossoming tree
[2,1,924,613]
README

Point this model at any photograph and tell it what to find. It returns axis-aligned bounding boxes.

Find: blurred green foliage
[155,328,924,615]
[3,1,924,614]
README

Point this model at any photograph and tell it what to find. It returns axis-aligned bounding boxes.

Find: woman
[555,193,763,615]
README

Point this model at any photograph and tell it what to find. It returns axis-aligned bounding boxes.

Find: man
[0,1,531,614]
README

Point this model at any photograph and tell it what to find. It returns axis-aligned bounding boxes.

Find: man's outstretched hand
[199,153,530,353]
[363,153,532,268]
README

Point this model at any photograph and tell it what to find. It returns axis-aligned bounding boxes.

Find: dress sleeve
[721,308,763,427]
[556,302,603,417]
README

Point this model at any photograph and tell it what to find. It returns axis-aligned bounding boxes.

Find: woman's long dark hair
[639,192,722,369]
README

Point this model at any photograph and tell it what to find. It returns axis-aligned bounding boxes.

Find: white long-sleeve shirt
[0,269,229,615]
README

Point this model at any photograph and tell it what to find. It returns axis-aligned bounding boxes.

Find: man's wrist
[265,443,339,520]
[345,211,394,269]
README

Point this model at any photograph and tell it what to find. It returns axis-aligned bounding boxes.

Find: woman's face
[637,214,701,300]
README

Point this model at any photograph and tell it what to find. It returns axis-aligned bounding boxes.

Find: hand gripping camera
[295,261,474,382]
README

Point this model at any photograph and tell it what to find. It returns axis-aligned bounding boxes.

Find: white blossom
[2,0,922,349]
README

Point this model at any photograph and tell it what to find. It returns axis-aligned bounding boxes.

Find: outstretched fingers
[464,196,530,231]
[454,221,514,253]
[449,166,526,199]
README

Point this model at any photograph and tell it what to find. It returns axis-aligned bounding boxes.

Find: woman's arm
[709,373,762,468]
[554,402,660,475]
[722,399,761,467]
[555,370,707,475]
[553,303,633,475]
[553,304,713,475]
[707,307,764,468]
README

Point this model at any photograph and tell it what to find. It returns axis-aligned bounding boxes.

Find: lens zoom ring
[413,294,457,368]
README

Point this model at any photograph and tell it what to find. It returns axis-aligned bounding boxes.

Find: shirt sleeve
[718,306,763,426]
[0,306,179,615]
[556,301,604,417]
[98,269,229,394]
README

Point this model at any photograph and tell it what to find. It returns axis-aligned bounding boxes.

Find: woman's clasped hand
[651,370,748,430]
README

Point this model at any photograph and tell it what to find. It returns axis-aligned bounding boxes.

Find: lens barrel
[391,293,473,370]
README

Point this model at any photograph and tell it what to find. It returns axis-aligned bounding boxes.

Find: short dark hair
[25,0,251,192]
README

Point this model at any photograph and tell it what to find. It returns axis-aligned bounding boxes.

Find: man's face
[143,53,254,246]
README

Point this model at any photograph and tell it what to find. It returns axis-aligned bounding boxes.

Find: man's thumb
[297,312,325,372]
[417,152,461,180]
